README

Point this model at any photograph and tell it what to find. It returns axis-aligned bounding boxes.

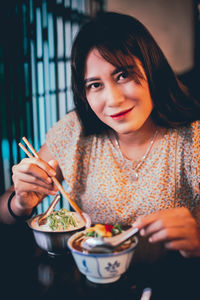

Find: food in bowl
[31,208,85,232]
[73,223,134,253]
[67,224,138,284]
[84,223,122,237]
[27,209,90,255]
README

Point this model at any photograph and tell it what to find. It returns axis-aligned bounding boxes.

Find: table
[0,223,199,300]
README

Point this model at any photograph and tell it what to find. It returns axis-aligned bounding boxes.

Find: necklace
[115,129,158,181]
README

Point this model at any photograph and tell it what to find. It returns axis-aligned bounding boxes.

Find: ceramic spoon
[81,226,139,253]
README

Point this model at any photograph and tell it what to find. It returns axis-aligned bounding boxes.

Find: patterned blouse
[46,110,200,228]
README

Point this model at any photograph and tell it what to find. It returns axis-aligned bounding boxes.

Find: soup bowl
[27,212,91,256]
[67,230,138,284]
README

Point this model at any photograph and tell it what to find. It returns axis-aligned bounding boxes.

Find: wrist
[8,191,36,221]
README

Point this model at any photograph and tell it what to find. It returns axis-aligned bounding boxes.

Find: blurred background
[0,0,199,213]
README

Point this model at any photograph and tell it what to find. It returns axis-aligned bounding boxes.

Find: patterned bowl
[67,230,138,284]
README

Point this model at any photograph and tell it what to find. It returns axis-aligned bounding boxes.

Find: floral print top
[46,111,200,228]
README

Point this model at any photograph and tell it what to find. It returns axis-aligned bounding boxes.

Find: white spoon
[81,226,139,253]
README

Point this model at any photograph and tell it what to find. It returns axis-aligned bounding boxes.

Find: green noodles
[47,208,78,231]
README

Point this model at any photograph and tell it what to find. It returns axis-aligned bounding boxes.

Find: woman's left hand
[134,207,200,258]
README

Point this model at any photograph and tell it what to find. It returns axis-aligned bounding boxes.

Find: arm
[0,143,63,224]
[133,123,200,258]
[133,207,200,258]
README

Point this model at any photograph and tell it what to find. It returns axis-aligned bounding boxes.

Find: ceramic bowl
[67,230,138,284]
[27,212,91,256]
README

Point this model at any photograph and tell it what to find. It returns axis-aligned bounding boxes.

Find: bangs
[97,45,146,84]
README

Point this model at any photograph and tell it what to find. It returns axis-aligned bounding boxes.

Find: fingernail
[50,190,57,195]
[47,177,52,183]
[49,169,56,176]
[140,229,145,236]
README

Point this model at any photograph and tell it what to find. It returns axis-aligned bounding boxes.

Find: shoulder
[46,110,82,141]
[62,110,81,129]
[45,110,85,155]
[50,110,81,132]
[180,121,200,143]
[176,121,199,192]
[177,121,199,173]
[188,120,200,132]
[190,120,200,143]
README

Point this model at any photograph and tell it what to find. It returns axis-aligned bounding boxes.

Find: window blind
[0,0,104,213]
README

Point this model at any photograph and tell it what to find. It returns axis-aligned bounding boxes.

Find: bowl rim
[67,230,138,257]
[26,212,85,234]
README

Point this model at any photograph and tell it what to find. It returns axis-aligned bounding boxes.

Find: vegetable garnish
[105,224,113,233]
[47,208,77,231]
[85,224,122,238]
[112,224,122,235]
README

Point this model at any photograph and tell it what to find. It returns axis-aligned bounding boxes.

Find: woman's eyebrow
[114,64,146,82]
[112,64,144,76]
[111,65,133,75]
[84,65,144,84]
[84,65,135,83]
[84,77,100,84]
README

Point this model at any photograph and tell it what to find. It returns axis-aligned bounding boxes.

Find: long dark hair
[71,12,200,136]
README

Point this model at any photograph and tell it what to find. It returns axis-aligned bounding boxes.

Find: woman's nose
[105,83,125,106]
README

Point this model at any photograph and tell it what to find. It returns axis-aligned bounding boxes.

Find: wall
[106,0,194,74]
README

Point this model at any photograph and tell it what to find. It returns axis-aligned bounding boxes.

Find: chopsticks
[19,137,86,223]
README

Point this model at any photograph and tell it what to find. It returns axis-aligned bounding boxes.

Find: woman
[1,12,200,261]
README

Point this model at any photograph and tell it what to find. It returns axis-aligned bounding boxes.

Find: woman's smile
[110,107,134,120]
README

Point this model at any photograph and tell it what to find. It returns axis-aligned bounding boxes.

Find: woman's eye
[117,71,129,81]
[86,82,101,90]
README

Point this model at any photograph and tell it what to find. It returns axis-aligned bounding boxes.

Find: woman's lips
[110,107,133,119]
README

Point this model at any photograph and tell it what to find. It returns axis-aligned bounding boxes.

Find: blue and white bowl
[67,230,138,284]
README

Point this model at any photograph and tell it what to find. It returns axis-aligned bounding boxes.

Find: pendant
[131,171,139,181]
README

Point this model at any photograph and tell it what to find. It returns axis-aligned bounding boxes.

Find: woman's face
[84,48,154,135]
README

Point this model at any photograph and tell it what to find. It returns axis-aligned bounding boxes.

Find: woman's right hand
[12,157,59,211]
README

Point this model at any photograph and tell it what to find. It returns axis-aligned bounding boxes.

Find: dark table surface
[0,223,200,300]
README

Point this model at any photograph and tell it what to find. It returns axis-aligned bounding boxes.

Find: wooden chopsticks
[19,137,86,222]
